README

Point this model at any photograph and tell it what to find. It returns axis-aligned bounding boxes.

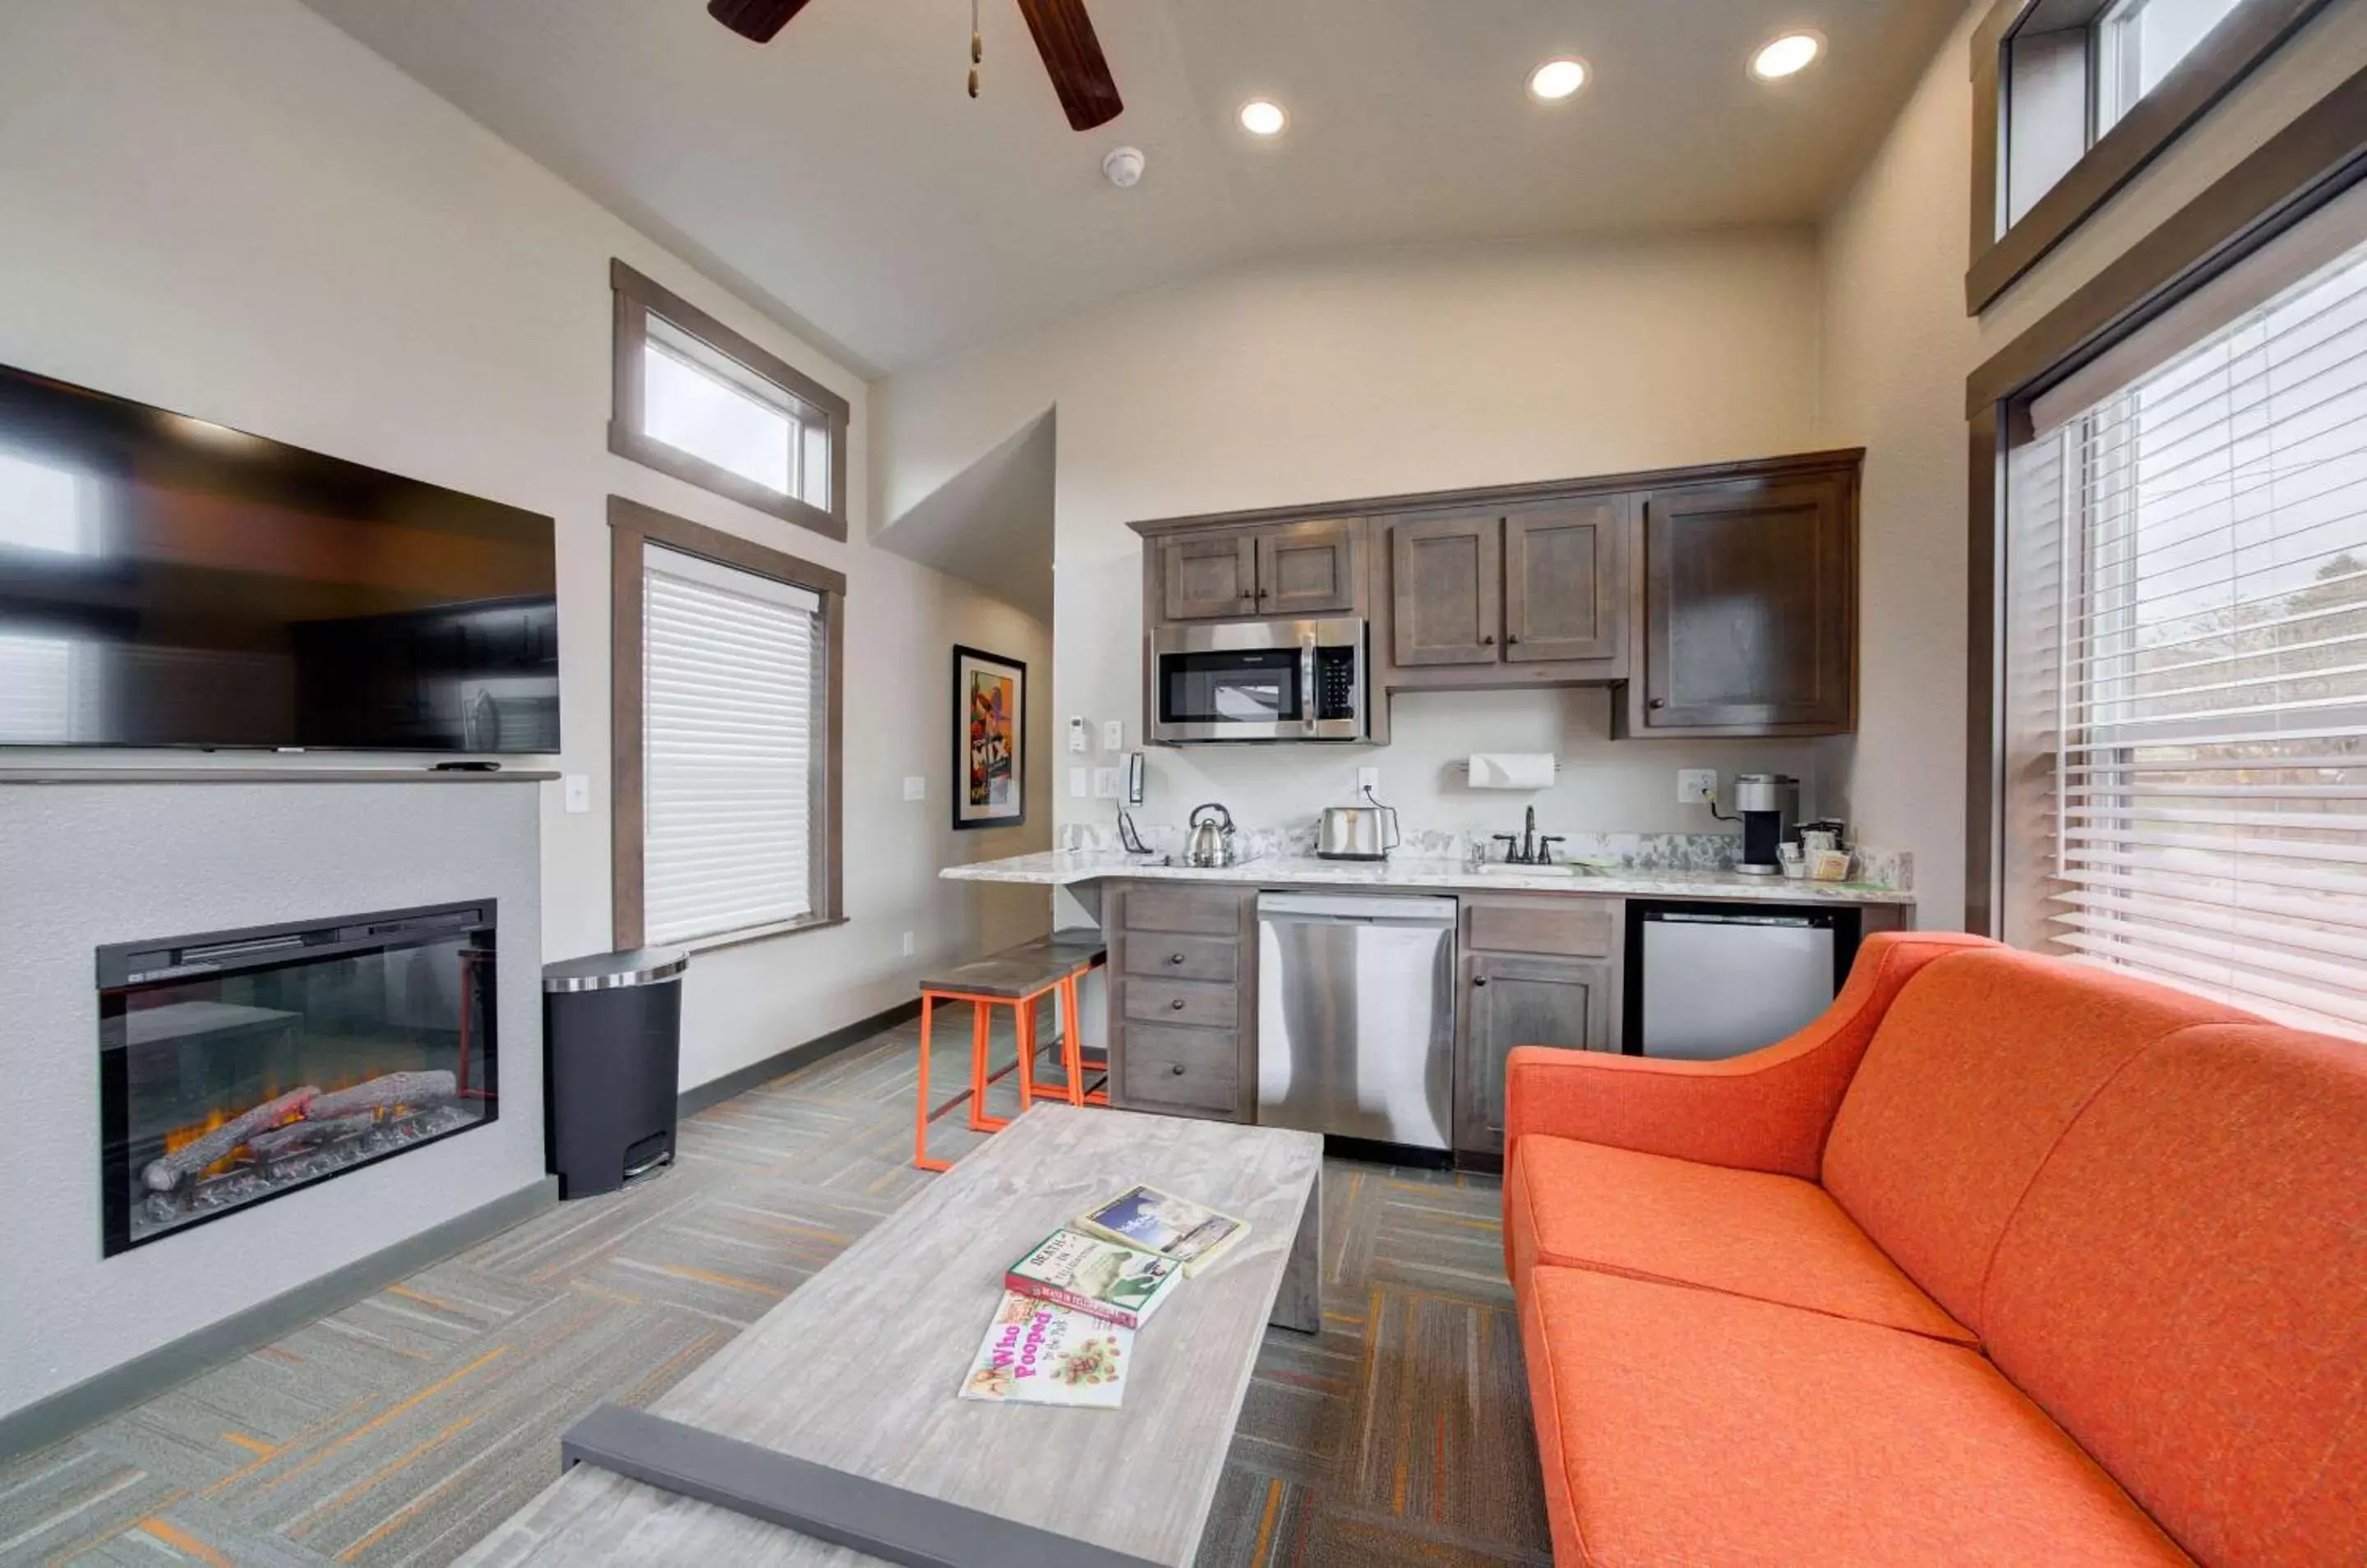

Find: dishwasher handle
[1257,892,1456,925]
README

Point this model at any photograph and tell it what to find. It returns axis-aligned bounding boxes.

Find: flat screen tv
[0,362,558,751]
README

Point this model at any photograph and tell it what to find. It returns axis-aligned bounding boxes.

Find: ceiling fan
[706,0,1124,131]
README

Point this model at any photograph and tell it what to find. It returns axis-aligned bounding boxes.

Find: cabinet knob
[1649,698,1667,709]
[1506,634,1520,645]
[1169,998,1186,1010]
[1473,975,1489,987]
[1168,952,1186,965]
[1170,1063,1188,1076]
[1480,634,1495,646]
[1256,588,1269,599]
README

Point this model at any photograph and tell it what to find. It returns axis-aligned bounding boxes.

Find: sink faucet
[1493,806,1566,866]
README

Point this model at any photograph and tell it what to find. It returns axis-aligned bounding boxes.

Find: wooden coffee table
[459,1105,1324,1567]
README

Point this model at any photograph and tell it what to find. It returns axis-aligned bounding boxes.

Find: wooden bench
[914,932,1106,1171]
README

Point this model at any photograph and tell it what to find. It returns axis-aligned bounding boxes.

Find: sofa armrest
[1503,930,1992,1179]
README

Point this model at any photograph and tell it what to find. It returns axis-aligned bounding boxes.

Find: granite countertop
[939,850,1916,906]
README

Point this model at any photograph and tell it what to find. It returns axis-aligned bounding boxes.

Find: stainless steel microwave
[1149,618,1368,744]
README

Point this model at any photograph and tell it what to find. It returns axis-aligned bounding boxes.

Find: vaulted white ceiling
[302,0,1960,376]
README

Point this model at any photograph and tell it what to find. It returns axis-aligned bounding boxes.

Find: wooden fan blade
[1014,0,1124,131]
[706,0,817,44]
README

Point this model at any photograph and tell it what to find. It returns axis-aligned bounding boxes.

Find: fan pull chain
[968,0,981,98]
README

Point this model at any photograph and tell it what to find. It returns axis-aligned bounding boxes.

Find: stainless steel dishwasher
[1256,892,1456,1151]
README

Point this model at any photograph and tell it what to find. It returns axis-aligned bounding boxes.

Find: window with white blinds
[641,542,822,948]
[2007,222,2367,1036]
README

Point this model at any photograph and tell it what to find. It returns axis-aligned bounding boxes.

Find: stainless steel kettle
[1184,803,1238,868]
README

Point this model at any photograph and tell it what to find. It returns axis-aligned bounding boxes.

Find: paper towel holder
[1451,759,1562,777]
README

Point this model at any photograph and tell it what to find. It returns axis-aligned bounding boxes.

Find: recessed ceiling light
[1239,99,1287,136]
[1751,31,1825,80]
[1527,57,1589,102]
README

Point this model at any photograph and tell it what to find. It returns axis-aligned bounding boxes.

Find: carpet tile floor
[0,1009,1552,1567]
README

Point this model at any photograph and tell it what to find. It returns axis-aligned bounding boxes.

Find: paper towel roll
[1466,753,1557,790]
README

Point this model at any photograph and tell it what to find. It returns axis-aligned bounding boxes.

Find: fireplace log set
[141,1069,459,1192]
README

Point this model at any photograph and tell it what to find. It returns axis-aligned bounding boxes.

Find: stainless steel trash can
[542,948,687,1198]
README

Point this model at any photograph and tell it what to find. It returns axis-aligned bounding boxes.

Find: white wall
[1814,7,1986,932]
[879,233,1840,851]
[0,0,1050,1091]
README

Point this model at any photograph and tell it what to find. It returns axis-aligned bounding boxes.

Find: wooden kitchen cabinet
[1391,514,1501,666]
[1457,952,1616,1158]
[1129,448,1858,740]
[1455,892,1622,1160]
[1504,500,1622,664]
[1627,473,1855,736]
[1159,520,1359,621]
[1105,881,1256,1123]
[1160,533,1258,620]
[1253,521,1359,616]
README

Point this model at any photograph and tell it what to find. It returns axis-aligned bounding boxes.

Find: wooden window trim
[609,260,851,543]
[1961,60,2367,934]
[609,493,847,951]
[1966,0,2334,316]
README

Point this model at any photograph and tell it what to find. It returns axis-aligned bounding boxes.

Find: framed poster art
[953,645,1027,830]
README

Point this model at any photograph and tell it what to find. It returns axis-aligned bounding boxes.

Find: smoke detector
[1102,145,1146,188]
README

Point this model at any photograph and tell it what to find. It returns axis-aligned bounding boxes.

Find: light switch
[562,774,591,814]
[1069,767,1090,799]
[1068,717,1089,754]
[1101,719,1124,751]
[902,776,926,801]
[1092,767,1120,799]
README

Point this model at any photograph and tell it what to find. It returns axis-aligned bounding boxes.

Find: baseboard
[0,1174,558,1462]
[676,998,923,1119]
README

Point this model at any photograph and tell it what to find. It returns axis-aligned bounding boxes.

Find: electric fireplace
[97,902,498,1256]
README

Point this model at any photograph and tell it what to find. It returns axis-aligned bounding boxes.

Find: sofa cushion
[1821,948,2247,1334]
[1506,1133,1972,1344]
[1520,1266,2194,1568]
[1984,1024,2367,1568]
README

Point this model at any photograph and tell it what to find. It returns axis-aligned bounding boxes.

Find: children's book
[1073,1184,1250,1276]
[1004,1227,1183,1330]
[958,1290,1132,1409]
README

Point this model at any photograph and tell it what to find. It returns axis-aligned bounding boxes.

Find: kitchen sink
[1472,860,1612,877]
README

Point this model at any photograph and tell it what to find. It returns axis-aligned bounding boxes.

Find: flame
[155,1071,393,1180]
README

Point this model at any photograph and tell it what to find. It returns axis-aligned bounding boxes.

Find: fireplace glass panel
[98,902,498,1255]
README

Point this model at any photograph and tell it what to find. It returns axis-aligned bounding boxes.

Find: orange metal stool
[913,935,1107,1172]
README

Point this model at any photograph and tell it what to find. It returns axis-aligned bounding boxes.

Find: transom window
[610,260,849,542]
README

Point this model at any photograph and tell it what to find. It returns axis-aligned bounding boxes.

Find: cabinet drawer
[1121,933,1239,983]
[1118,1025,1242,1118]
[1121,978,1239,1029]
[1465,897,1615,958]
[1119,883,1242,936]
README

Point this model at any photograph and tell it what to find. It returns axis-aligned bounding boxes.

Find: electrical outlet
[900,930,915,957]
[1092,767,1120,799]
[1068,717,1089,754]
[562,774,591,814]
[1358,766,1382,798]
[1678,768,1718,805]
[1101,718,1124,752]
[901,775,925,801]
[1068,767,1089,799]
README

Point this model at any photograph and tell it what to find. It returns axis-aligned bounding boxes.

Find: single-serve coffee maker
[1720,772,1799,876]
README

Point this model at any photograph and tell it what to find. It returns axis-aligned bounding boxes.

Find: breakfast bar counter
[939,850,1916,906]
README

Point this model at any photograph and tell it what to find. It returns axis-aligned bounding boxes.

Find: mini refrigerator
[1625,902,1859,1060]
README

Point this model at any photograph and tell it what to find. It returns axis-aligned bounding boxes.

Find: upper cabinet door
[1161,534,1258,620]
[1504,500,1622,664]
[1391,514,1502,666]
[1253,522,1359,616]
[1640,476,1853,731]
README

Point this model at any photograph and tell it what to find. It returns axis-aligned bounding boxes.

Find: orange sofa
[1503,932,2367,1567]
